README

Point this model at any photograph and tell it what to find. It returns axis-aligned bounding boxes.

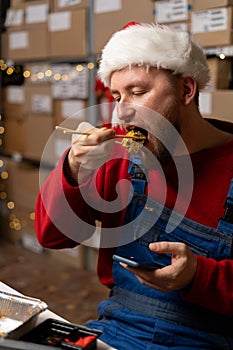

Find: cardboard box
[24,113,54,162]
[54,99,88,127]
[10,0,24,9]
[193,0,233,11]
[48,9,87,58]
[2,86,25,119]
[5,159,39,210]
[53,0,88,12]
[199,90,233,122]
[154,0,193,24]
[94,0,154,54]
[1,32,9,59]
[192,7,233,47]
[7,25,49,61]
[24,0,51,28]
[206,57,232,90]
[24,84,53,115]
[3,117,26,154]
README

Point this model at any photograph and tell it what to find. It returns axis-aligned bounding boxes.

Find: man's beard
[140,109,181,169]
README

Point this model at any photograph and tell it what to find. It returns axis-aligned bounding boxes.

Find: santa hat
[98,22,210,90]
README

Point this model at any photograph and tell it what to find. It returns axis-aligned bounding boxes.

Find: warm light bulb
[61,74,68,81]
[6,67,14,75]
[23,70,31,78]
[87,62,94,70]
[37,72,45,80]
[45,69,52,77]
[29,212,35,220]
[1,171,8,180]
[7,201,15,209]
[0,191,7,200]
[76,64,83,71]
[54,73,61,81]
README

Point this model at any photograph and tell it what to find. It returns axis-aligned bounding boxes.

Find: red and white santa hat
[98,22,210,90]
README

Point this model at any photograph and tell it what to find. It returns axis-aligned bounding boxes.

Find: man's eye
[132,90,145,96]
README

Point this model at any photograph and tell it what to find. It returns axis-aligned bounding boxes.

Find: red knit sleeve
[182,255,233,316]
[35,150,98,249]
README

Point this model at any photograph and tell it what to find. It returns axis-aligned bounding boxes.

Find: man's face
[110,66,183,161]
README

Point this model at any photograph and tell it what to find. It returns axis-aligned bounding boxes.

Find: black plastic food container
[20,319,102,350]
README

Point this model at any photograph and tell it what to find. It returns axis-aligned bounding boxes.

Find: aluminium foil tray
[0,290,47,339]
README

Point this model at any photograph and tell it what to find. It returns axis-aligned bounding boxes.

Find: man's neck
[175,111,233,156]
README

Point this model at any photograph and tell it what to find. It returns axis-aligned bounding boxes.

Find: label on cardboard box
[52,82,88,99]
[32,94,52,113]
[9,31,29,50]
[52,66,89,99]
[192,8,227,33]
[48,11,71,31]
[5,8,24,27]
[94,0,122,14]
[166,22,189,32]
[52,83,74,99]
[25,4,49,24]
[155,0,189,23]
[7,86,25,104]
[57,0,82,8]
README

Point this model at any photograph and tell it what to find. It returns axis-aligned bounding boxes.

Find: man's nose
[116,103,135,121]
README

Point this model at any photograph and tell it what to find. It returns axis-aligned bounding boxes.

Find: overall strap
[128,154,147,194]
[217,179,233,234]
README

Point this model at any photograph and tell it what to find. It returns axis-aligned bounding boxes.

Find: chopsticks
[55,126,91,135]
[55,126,146,140]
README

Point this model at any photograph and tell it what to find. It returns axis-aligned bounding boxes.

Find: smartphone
[112,254,164,270]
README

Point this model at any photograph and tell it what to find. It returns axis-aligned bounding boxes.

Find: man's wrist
[63,152,79,186]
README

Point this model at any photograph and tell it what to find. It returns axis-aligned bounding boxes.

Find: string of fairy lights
[0,59,95,82]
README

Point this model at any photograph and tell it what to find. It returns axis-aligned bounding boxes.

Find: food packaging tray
[0,290,47,339]
[21,318,102,349]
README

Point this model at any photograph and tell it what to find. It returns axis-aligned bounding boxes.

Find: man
[35,23,233,349]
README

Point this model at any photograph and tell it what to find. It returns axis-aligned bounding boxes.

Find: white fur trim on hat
[98,23,210,90]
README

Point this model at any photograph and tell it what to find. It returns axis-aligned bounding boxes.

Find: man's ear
[181,76,197,105]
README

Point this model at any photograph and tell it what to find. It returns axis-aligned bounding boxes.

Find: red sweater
[35,120,233,316]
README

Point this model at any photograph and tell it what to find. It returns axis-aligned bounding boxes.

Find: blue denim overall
[86,157,233,349]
